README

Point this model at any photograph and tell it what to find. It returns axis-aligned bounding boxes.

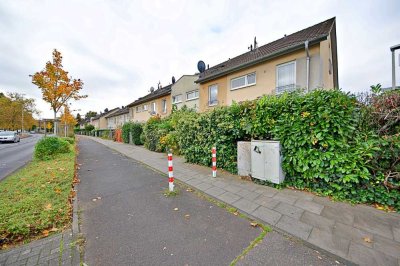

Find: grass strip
[0,146,76,248]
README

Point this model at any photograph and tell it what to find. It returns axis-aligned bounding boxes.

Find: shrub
[61,137,75,144]
[34,137,71,160]
[85,124,94,132]
[122,122,144,145]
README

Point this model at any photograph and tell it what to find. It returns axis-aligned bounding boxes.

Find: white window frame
[172,94,182,104]
[162,99,167,113]
[186,90,199,101]
[208,84,218,106]
[230,72,256,91]
[143,104,148,111]
[276,61,296,94]
[151,102,156,112]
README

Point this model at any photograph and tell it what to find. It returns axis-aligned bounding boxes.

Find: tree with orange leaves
[60,106,76,126]
[31,49,87,134]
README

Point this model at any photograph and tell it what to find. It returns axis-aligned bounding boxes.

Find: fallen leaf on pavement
[42,230,49,236]
[363,237,372,243]
[97,196,102,200]
[233,211,239,216]
[185,214,190,219]
[318,256,322,260]
[186,188,194,192]
[250,222,258,227]
[173,208,179,211]
[92,198,97,202]
[163,247,166,250]
[49,227,58,232]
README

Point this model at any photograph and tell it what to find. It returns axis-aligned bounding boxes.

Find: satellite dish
[197,60,206,73]
[150,87,155,93]
[172,76,176,84]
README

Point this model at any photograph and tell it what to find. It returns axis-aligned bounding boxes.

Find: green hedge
[34,137,71,161]
[122,122,144,145]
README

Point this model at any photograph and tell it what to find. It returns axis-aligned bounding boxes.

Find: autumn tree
[0,92,38,130]
[84,111,97,120]
[31,49,87,134]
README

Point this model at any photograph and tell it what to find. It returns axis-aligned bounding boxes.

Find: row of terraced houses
[90,17,338,130]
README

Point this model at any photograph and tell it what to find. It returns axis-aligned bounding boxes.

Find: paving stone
[259,186,278,197]
[232,198,260,214]
[48,257,60,266]
[373,235,400,259]
[10,258,28,266]
[19,247,41,260]
[38,252,60,264]
[254,195,280,209]
[50,247,60,255]
[295,199,324,215]
[194,182,213,191]
[393,227,400,242]
[274,202,304,219]
[347,242,398,266]
[5,253,19,265]
[281,188,315,201]
[185,178,203,186]
[272,192,298,205]
[300,211,335,233]
[204,186,226,197]
[20,248,31,256]
[308,228,350,258]
[333,222,374,248]
[26,254,39,266]
[242,191,261,201]
[224,184,242,194]
[216,191,241,204]
[39,242,53,257]
[275,215,312,240]
[213,180,229,189]
[321,206,354,225]
[353,213,394,239]
[251,206,282,225]
[235,189,252,198]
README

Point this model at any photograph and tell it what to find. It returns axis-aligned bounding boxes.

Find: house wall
[171,75,200,111]
[129,95,171,122]
[198,43,334,112]
[107,113,130,129]
[199,76,228,112]
[320,38,335,89]
[91,119,100,129]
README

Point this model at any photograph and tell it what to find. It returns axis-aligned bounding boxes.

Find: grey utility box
[237,141,251,176]
[251,140,285,184]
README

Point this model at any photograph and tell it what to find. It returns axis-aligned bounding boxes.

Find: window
[151,102,156,112]
[186,90,199,101]
[231,72,256,90]
[208,84,218,106]
[172,94,182,104]
[162,99,167,113]
[143,104,148,111]
[276,61,296,94]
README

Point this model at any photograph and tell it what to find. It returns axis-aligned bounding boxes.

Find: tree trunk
[53,110,57,135]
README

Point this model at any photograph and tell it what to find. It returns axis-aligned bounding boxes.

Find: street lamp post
[390,44,400,90]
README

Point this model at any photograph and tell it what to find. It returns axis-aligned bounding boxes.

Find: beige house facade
[127,85,172,122]
[90,108,120,129]
[196,17,338,112]
[171,75,200,111]
[106,107,130,129]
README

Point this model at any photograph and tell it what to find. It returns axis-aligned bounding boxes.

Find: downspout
[305,40,310,92]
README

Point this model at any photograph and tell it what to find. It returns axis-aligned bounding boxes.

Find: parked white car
[0,131,20,143]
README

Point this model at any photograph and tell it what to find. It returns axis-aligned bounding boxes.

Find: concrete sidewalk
[85,136,400,266]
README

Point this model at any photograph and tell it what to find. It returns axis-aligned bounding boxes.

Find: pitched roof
[196,17,336,83]
[105,107,129,118]
[92,107,120,120]
[127,84,172,107]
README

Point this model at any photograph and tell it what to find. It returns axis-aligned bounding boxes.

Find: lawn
[0,146,76,248]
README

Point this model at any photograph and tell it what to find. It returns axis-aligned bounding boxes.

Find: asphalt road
[78,138,340,266]
[0,134,42,181]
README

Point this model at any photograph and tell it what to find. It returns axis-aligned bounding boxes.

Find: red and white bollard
[212,146,217,178]
[168,151,174,191]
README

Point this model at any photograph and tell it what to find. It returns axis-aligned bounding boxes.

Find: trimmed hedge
[122,122,144,145]
[34,137,71,160]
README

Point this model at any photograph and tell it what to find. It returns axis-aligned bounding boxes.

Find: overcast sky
[0,0,399,118]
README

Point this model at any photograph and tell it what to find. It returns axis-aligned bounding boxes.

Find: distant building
[171,75,200,111]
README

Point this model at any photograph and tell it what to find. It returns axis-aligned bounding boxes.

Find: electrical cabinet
[251,140,285,184]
